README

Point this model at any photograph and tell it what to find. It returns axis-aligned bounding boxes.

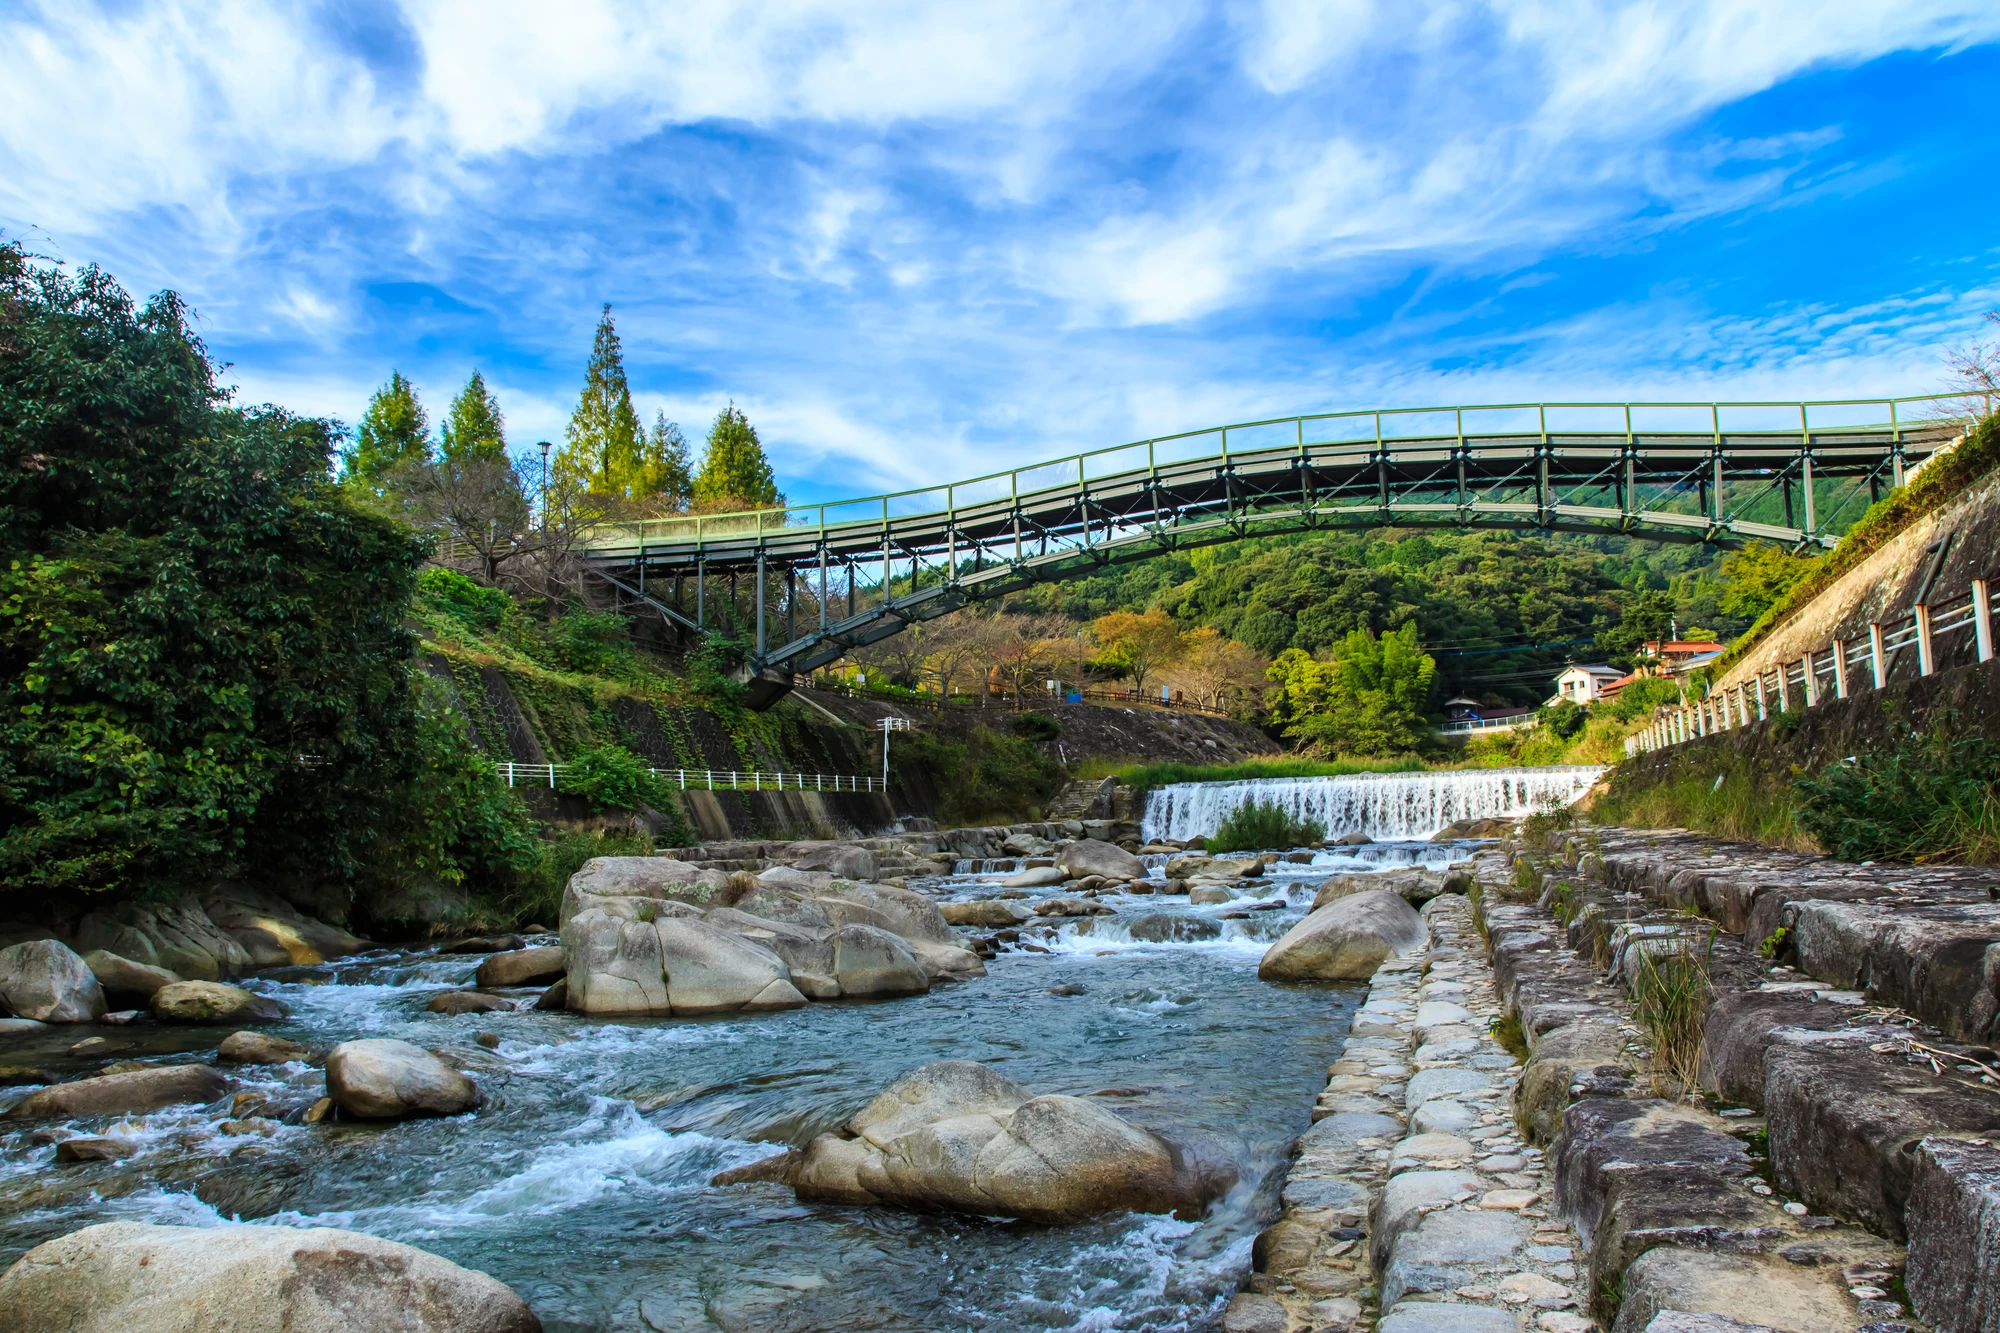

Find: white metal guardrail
[1439,714,1536,735]
[497,763,887,793]
[1627,575,1994,755]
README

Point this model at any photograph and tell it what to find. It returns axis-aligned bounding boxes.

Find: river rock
[830,923,930,997]
[427,991,515,1015]
[0,941,107,1023]
[325,1039,480,1119]
[80,950,182,1000]
[217,1031,307,1064]
[941,900,1033,928]
[70,894,251,981]
[150,981,287,1025]
[1207,856,1267,877]
[1431,817,1514,841]
[199,884,370,968]
[1188,886,1233,905]
[789,843,878,880]
[474,946,564,987]
[1033,897,1112,918]
[1164,855,1212,878]
[54,1136,135,1164]
[0,1220,542,1332]
[786,1060,1232,1223]
[439,934,525,954]
[533,978,567,1010]
[1001,866,1067,888]
[1126,913,1223,943]
[1002,832,1057,857]
[1056,839,1145,882]
[8,1064,228,1119]
[559,856,741,922]
[1258,890,1427,981]
[1334,831,1372,846]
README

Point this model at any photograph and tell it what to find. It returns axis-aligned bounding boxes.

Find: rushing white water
[1140,766,1606,842]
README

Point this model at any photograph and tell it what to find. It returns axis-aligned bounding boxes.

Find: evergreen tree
[440,369,507,464]
[693,403,783,509]
[346,371,431,485]
[642,410,694,506]
[553,305,643,497]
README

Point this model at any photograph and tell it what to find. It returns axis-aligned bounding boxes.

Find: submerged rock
[767,1060,1233,1224]
[1032,897,1112,918]
[1125,914,1223,943]
[1000,866,1067,889]
[325,1039,480,1119]
[1258,890,1427,981]
[8,1064,228,1119]
[217,1031,307,1065]
[0,1221,542,1333]
[150,981,287,1025]
[426,991,514,1016]
[0,941,106,1023]
[53,1136,134,1164]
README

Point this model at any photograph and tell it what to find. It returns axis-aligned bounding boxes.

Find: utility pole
[879,716,910,788]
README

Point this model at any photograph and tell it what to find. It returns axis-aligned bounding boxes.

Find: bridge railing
[1625,575,1996,757]
[497,762,886,794]
[577,393,1980,553]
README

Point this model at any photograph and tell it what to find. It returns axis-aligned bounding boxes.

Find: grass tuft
[1630,927,1715,1100]
[1205,798,1327,853]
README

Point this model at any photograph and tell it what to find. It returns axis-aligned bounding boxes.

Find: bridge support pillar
[734,663,796,711]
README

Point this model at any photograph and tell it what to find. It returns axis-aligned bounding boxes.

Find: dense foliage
[890,722,1066,825]
[1794,723,2000,864]
[0,246,441,900]
[1266,624,1438,755]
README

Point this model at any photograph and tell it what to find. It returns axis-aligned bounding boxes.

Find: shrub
[1206,799,1326,853]
[504,827,651,927]
[417,567,514,630]
[1538,698,1587,739]
[1793,722,2000,864]
[557,744,669,813]
[1630,927,1715,1100]
[1011,711,1062,742]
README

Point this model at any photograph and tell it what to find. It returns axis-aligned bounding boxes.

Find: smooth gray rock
[1002,866,1067,888]
[559,856,740,924]
[1404,1067,1490,1108]
[1125,913,1222,943]
[1906,1136,2000,1333]
[1371,1169,1481,1272]
[1301,1111,1404,1147]
[149,981,286,1025]
[8,1064,228,1119]
[1056,838,1145,882]
[0,1221,541,1332]
[70,894,252,981]
[426,991,514,1016]
[0,941,106,1023]
[216,1031,307,1064]
[1032,896,1111,917]
[1220,1292,1287,1333]
[1641,1315,1785,1333]
[829,923,928,998]
[1378,1207,1528,1310]
[325,1039,479,1119]
[940,900,1033,928]
[1377,1299,1522,1332]
[473,947,564,988]
[790,843,878,880]
[80,950,181,999]
[1411,1100,1481,1135]
[1259,890,1428,981]
[788,1060,1229,1223]
[0,1017,45,1036]
[1609,1248,1862,1333]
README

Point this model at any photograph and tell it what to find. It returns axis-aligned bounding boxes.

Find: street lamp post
[879,715,910,788]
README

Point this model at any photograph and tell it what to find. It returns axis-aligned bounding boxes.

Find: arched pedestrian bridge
[576,395,1964,705]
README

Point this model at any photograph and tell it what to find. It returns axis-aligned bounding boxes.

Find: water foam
[1141,766,1605,842]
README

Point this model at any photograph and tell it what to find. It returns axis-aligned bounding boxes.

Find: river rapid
[0,841,1475,1332]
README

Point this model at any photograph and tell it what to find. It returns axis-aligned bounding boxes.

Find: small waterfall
[1141,766,1606,842]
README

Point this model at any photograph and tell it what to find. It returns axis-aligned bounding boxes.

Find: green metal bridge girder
[573,395,1968,696]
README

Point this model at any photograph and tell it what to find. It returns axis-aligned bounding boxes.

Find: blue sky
[5,2,1998,507]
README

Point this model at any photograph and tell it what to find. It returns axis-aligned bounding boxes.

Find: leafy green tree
[0,244,442,901]
[1717,542,1819,622]
[1266,623,1436,755]
[553,304,645,498]
[693,403,783,509]
[440,369,507,464]
[346,370,431,487]
[1598,589,1674,664]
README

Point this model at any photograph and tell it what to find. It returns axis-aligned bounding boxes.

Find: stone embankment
[1235,894,1591,1333]
[1472,821,2000,1332]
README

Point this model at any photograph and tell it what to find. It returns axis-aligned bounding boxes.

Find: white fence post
[1775,663,1790,713]
[1802,649,1817,707]
[1832,639,1848,698]
[1915,604,1935,677]
[1975,578,1994,663]
[1868,622,1886,689]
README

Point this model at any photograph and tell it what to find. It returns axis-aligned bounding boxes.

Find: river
[0,819,1494,1329]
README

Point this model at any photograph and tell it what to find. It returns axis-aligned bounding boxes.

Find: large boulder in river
[788,842,878,880]
[563,911,807,1016]
[0,1220,541,1332]
[81,950,181,1000]
[198,884,369,968]
[70,894,252,981]
[779,1061,1232,1223]
[150,981,287,1025]
[941,900,1032,928]
[1258,890,1427,981]
[8,1064,228,1120]
[474,946,564,988]
[325,1039,480,1119]
[558,857,742,923]
[1055,838,1145,882]
[0,941,106,1023]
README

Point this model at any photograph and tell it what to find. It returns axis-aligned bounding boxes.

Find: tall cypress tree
[439,370,507,464]
[554,305,643,496]
[346,371,431,485]
[643,410,694,507]
[692,404,782,509]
